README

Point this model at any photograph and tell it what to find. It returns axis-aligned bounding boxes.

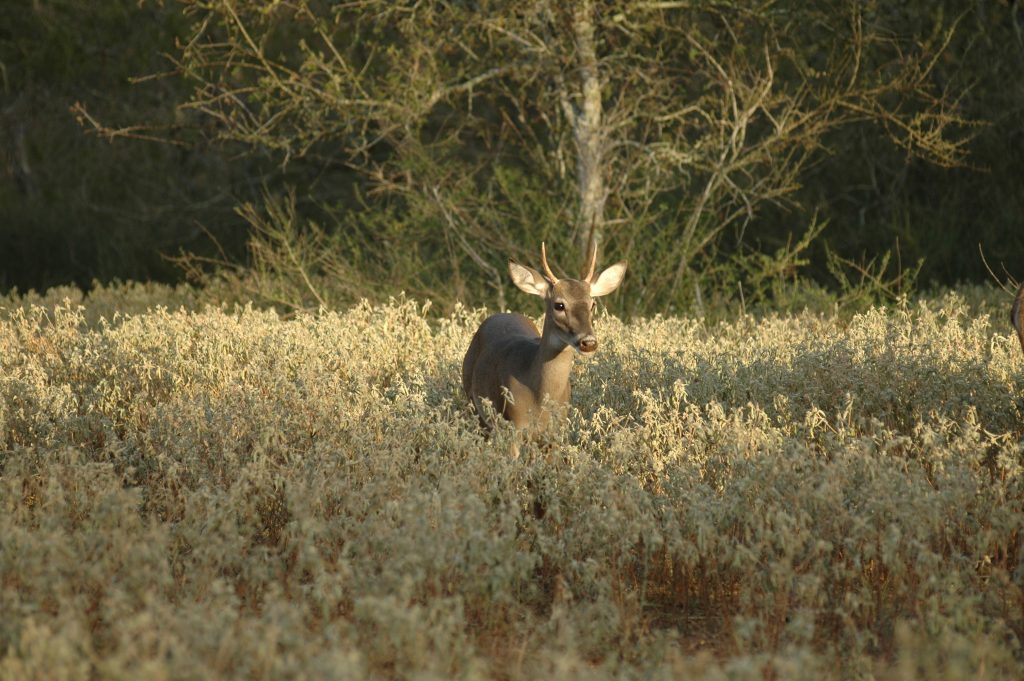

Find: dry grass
[1,287,1022,680]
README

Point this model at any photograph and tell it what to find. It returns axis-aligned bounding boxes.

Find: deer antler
[541,242,559,283]
[582,238,597,282]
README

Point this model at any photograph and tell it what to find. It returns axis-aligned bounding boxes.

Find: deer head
[508,242,627,353]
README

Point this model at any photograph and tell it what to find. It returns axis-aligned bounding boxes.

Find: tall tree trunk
[569,0,606,267]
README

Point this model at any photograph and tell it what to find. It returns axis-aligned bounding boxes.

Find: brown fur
[462,246,626,431]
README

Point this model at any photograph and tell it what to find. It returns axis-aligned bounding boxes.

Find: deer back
[462,313,548,428]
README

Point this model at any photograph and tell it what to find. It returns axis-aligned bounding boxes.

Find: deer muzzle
[578,336,598,353]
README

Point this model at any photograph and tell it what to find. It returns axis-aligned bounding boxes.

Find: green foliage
[167,0,982,316]
[1,290,1022,678]
[0,0,247,292]
[3,1,1023,315]
[786,1,1024,285]
[174,193,926,320]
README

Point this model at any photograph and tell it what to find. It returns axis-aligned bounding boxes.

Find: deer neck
[529,313,575,400]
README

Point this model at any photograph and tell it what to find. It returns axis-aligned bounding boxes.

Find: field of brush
[1,287,1023,680]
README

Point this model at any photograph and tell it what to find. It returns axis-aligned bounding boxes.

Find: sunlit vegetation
[2,285,1021,679]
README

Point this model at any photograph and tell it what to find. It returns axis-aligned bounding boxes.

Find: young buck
[462,243,627,431]
[1013,282,1024,354]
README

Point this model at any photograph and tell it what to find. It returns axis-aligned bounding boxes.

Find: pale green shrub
[1,292,1021,679]
[0,280,204,328]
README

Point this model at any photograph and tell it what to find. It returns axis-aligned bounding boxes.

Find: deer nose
[578,336,597,353]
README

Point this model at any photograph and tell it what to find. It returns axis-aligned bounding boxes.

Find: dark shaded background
[2,1,1022,298]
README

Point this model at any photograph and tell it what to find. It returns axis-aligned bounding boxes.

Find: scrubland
[1,287,1022,680]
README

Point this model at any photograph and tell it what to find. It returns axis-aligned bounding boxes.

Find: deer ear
[590,261,627,297]
[509,260,550,296]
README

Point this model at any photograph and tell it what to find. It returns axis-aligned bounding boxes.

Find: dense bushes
[4,2,1024,312]
[1,289,1021,678]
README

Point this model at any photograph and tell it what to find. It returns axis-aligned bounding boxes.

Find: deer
[1013,282,1024,354]
[462,242,627,433]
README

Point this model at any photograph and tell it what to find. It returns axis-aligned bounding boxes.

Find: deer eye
[553,302,565,312]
